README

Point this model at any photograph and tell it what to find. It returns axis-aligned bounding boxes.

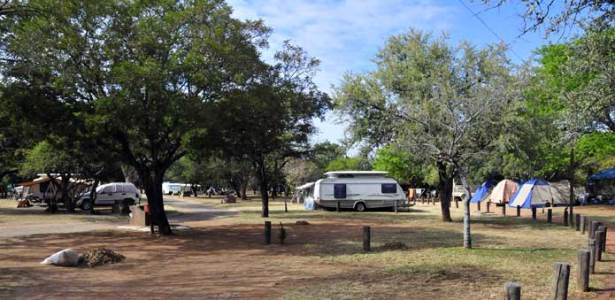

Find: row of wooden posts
[504,217,609,300]
[262,203,609,300]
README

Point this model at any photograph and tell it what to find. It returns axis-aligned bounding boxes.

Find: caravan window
[381,183,397,194]
[334,184,346,198]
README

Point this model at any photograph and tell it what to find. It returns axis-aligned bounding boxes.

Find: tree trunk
[459,173,473,249]
[258,160,269,218]
[62,174,74,213]
[191,184,198,197]
[569,147,575,223]
[142,170,172,235]
[88,179,99,215]
[240,183,248,200]
[437,161,453,222]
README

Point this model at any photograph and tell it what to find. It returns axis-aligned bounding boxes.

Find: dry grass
[1,196,613,299]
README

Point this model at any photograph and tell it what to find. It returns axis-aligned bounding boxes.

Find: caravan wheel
[355,202,366,212]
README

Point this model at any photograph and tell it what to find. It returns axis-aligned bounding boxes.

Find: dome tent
[470,180,495,203]
[508,178,567,208]
[488,179,519,204]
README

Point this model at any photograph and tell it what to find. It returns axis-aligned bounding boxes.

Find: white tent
[488,179,519,204]
[508,179,568,208]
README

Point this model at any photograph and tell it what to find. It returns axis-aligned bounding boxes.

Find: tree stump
[516,205,521,217]
[504,282,521,300]
[577,249,590,292]
[589,239,596,274]
[563,208,569,226]
[363,226,371,252]
[552,262,570,300]
[596,230,605,261]
[264,221,272,245]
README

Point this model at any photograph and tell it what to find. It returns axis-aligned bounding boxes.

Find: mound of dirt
[81,248,125,268]
[295,220,310,225]
[381,242,408,250]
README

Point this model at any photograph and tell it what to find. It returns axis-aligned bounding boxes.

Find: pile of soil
[381,242,408,250]
[81,248,125,268]
[295,220,310,225]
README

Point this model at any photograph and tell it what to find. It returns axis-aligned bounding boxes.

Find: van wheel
[355,202,366,212]
[81,199,92,211]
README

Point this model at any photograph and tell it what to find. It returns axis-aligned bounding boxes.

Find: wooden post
[563,208,569,226]
[575,214,580,231]
[486,201,490,213]
[569,206,574,227]
[264,221,271,245]
[477,201,481,211]
[577,249,590,292]
[516,205,521,217]
[501,204,506,215]
[581,216,586,234]
[547,209,552,223]
[336,201,340,212]
[363,226,371,252]
[596,229,605,261]
[552,262,570,300]
[394,200,398,213]
[589,239,596,274]
[602,226,608,253]
[590,221,599,239]
[531,206,537,221]
[455,197,459,208]
[504,282,521,300]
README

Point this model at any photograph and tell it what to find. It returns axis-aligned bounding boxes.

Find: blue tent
[470,180,495,203]
[589,168,615,181]
[508,178,567,208]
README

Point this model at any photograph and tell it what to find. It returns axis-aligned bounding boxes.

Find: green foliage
[20,141,79,177]
[576,132,615,170]
[312,142,345,170]
[372,145,428,186]
[325,157,370,172]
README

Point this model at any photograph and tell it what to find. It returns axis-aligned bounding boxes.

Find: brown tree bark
[437,161,453,222]
[142,171,172,235]
[257,159,269,218]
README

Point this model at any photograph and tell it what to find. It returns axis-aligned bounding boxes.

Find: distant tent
[587,168,615,201]
[470,180,495,203]
[508,178,568,208]
[488,179,519,204]
[589,168,615,181]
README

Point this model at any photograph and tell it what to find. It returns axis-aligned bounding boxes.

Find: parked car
[77,182,140,211]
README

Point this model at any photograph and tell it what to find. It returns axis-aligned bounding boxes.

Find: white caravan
[311,171,406,211]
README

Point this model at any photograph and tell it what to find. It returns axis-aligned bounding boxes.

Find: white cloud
[226,0,455,143]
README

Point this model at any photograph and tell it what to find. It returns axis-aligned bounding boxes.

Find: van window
[334,184,346,198]
[101,185,115,193]
[381,183,397,194]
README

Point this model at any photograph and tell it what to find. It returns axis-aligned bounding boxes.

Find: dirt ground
[0,198,613,299]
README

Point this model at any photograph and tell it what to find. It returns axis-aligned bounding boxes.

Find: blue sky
[227,0,564,145]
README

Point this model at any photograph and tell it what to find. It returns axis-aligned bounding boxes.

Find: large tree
[1,0,268,234]
[335,30,515,223]
[215,42,329,217]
